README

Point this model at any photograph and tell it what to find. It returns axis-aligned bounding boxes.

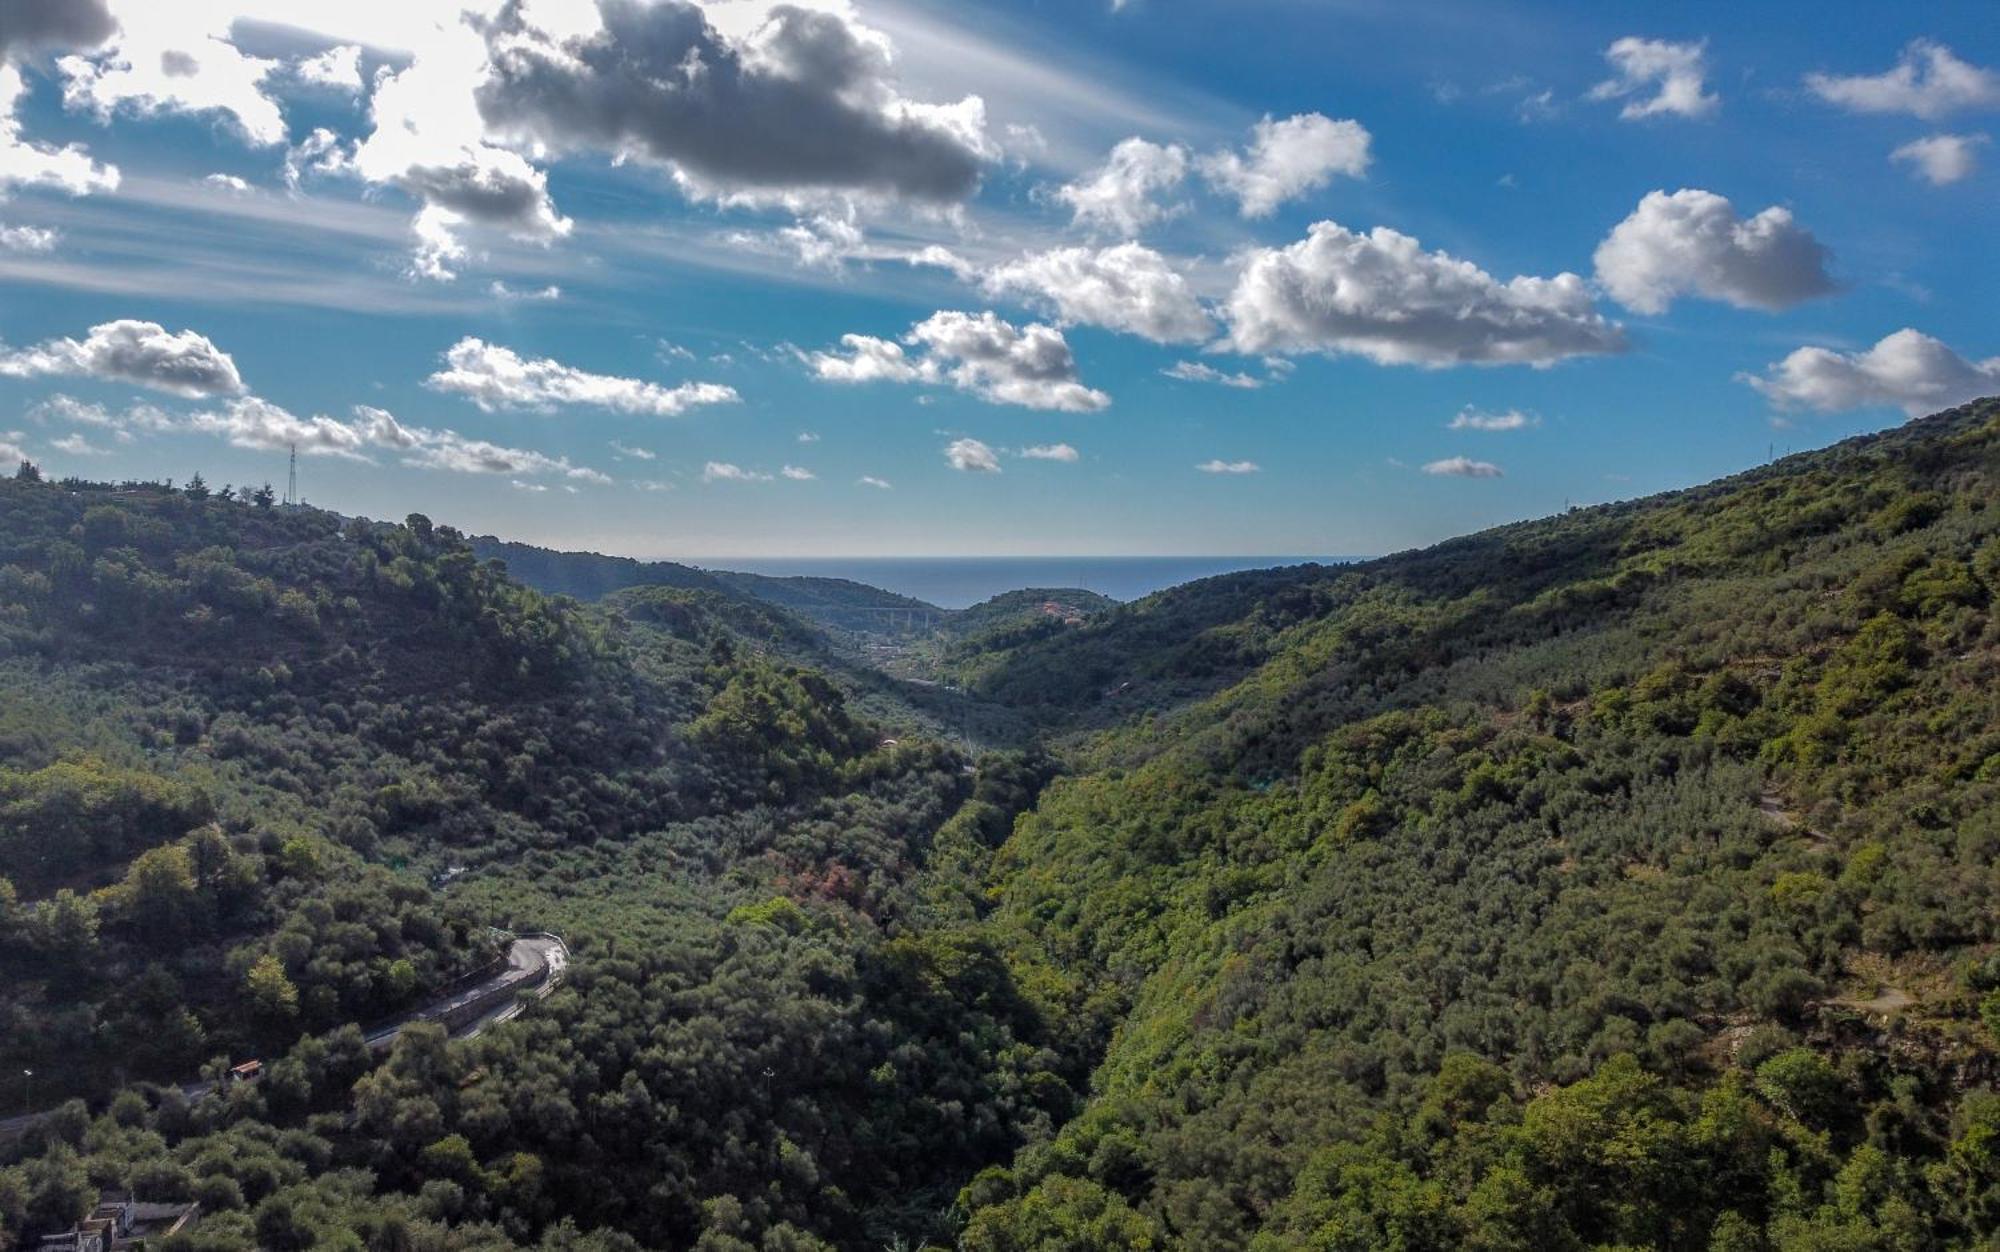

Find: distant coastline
[682,556,1364,609]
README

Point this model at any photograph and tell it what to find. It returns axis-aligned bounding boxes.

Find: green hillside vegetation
[947,398,2000,1249]
[2,396,1999,1251]
[465,537,944,639]
[0,476,1064,1250]
[465,538,725,602]
[707,572,943,636]
[920,588,1118,693]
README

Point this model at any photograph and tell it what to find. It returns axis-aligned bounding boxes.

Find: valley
[2,397,1999,1249]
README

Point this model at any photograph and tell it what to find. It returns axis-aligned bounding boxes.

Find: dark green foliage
[7,398,2000,1251]
[943,399,2000,1248]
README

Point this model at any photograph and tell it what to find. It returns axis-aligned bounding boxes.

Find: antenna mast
[285,442,298,506]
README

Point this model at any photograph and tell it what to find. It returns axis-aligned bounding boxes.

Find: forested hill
[0,476,1065,1250]
[5,396,2000,1251]
[946,397,2000,1248]
[466,535,947,636]
[465,535,726,601]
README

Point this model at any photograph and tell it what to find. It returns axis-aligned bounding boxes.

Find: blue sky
[0,0,1993,557]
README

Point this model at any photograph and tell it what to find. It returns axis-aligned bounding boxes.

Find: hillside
[945,397,2000,1248]
[465,536,727,601]
[0,478,1061,1250]
[466,536,947,638]
[3,399,2000,1251]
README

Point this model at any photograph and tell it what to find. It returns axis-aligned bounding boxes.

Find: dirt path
[1841,986,1916,1015]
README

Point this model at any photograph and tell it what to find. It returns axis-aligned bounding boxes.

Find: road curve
[1,935,567,1140]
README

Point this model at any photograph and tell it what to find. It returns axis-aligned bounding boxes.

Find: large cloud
[1054,136,1186,235]
[356,406,610,481]
[1588,37,1717,120]
[475,0,989,204]
[1223,221,1626,367]
[1593,189,1836,315]
[1806,41,2000,120]
[349,13,572,281]
[56,4,285,146]
[0,318,244,396]
[1741,329,2000,418]
[811,310,1110,411]
[0,0,117,59]
[188,396,371,459]
[398,153,572,279]
[183,398,611,482]
[984,243,1212,343]
[425,338,737,416]
[1199,112,1371,218]
[0,64,117,195]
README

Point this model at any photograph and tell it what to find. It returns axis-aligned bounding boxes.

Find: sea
[685,556,1361,610]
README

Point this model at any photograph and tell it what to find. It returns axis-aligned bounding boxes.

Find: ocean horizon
[684,555,1364,610]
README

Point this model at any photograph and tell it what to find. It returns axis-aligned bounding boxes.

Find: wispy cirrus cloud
[1448,407,1537,431]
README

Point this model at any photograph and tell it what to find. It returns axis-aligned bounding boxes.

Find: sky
[0,0,1993,559]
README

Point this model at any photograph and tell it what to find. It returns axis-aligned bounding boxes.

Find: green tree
[246,952,300,1021]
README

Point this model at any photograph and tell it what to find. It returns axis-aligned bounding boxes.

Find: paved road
[1,935,566,1140]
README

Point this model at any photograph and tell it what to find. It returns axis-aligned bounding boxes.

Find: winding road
[1,934,566,1141]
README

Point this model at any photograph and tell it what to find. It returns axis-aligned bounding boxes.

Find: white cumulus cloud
[703,461,773,483]
[0,318,246,397]
[1589,37,1717,120]
[294,43,363,93]
[475,0,991,205]
[1019,442,1079,462]
[0,65,118,196]
[0,222,56,251]
[945,437,1001,473]
[1890,133,1987,186]
[1422,456,1504,477]
[1199,112,1371,218]
[56,4,287,147]
[811,311,1110,412]
[188,396,372,460]
[1740,328,2000,417]
[426,338,737,416]
[1807,41,2000,120]
[1593,189,1836,314]
[1054,136,1187,235]
[984,243,1212,344]
[1225,221,1626,367]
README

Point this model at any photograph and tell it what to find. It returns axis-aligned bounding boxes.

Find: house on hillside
[38,1195,199,1250]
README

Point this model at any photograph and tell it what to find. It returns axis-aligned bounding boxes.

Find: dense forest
[2,395,1998,1250]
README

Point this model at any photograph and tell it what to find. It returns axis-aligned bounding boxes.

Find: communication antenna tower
[285,442,298,506]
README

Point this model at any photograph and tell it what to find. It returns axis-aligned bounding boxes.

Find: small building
[40,1196,198,1250]
[228,1059,262,1083]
